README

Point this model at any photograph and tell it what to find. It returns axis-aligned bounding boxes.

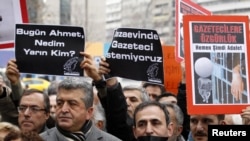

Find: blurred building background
[105,0,173,44]
[193,0,250,16]
[26,0,250,45]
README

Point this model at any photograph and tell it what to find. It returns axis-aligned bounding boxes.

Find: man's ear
[132,126,138,139]
[86,107,94,120]
[167,122,174,137]
[177,126,183,135]
[45,112,50,120]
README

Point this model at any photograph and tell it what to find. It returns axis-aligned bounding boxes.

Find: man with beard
[189,114,225,141]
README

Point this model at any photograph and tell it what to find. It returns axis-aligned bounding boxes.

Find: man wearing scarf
[40,77,121,141]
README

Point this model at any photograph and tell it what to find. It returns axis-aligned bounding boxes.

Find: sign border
[175,0,211,62]
[184,15,250,114]
[0,0,28,49]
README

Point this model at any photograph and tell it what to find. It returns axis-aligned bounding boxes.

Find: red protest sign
[184,15,250,114]
[175,0,211,62]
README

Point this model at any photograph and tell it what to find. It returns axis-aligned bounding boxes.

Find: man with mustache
[189,114,225,141]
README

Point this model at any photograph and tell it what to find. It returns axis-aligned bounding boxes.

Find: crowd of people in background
[0,51,250,141]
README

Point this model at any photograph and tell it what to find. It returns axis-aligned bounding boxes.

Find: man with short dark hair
[156,92,177,104]
[142,82,166,101]
[133,101,173,141]
[18,89,50,133]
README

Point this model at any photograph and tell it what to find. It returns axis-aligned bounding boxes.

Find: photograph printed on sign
[190,22,248,105]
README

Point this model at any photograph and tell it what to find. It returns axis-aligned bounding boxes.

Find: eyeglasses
[17,106,46,114]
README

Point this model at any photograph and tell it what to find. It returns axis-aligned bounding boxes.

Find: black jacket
[177,83,189,140]
[97,82,136,141]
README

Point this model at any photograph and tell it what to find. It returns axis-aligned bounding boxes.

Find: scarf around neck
[57,120,92,141]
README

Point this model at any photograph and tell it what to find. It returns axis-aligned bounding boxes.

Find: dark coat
[97,83,136,141]
[177,83,189,140]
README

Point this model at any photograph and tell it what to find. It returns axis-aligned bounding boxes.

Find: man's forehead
[124,90,141,97]
[136,114,164,123]
[160,96,177,102]
[22,92,44,98]
[20,95,44,106]
[136,106,165,119]
[124,89,141,94]
[21,92,44,102]
[56,94,83,103]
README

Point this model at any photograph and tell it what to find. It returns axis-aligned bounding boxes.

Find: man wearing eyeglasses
[0,59,50,134]
[18,89,50,133]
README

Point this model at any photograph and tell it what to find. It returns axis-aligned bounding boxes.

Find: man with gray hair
[123,85,149,119]
[162,102,185,141]
[156,91,185,141]
[92,101,106,131]
[40,77,121,141]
